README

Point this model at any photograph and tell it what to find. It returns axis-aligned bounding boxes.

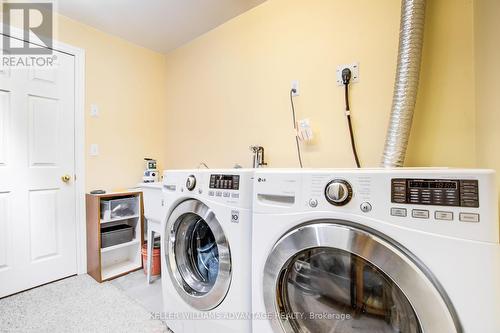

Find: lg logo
[257,177,267,183]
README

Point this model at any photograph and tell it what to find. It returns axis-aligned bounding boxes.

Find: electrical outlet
[90,144,99,156]
[336,62,360,86]
[291,80,299,96]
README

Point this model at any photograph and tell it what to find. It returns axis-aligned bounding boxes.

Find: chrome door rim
[263,220,462,333]
[166,199,231,311]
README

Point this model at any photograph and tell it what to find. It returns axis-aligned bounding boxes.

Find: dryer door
[263,221,461,333]
[165,199,231,311]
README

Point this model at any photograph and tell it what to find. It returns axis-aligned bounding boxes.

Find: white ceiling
[57,0,267,53]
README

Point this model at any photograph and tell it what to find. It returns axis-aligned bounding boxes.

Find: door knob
[61,175,71,183]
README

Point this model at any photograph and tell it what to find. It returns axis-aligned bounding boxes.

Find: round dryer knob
[186,175,196,191]
[325,179,352,206]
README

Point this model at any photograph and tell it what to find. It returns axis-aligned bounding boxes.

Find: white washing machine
[252,168,500,333]
[161,169,254,333]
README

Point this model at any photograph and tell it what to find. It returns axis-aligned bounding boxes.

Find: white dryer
[161,169,254,333]
[252,169,500,333]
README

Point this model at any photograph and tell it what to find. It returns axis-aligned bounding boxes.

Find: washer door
[264,221,461,333]
[166,199,231,311]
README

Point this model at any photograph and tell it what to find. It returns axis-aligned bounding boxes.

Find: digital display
[409,180,458,189]
[391,178,479,208]
[209,174,240,190]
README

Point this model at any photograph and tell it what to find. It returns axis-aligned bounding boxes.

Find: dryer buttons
[309,199,318,208]
[412,209,430,219]
[325,179,353,206]
[360,202,372,213]
[459,213,480,223]
[435,211,453,221]
[391,207,407,217]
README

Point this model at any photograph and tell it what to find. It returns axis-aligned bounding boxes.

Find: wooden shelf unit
[86,191,144,282]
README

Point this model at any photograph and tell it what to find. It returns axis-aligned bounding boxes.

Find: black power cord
[290,89,303,168]
[342,68,361,168]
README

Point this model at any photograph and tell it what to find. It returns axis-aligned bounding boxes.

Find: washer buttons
[309,199,318,208]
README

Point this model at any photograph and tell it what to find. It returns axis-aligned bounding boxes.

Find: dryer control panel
[253,169,498,243]
[391,178,479,208]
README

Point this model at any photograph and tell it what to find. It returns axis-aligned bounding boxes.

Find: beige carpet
[0,274,169,333]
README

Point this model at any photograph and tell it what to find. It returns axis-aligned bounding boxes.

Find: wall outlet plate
[291,80,299,96]
[336,62,359,86]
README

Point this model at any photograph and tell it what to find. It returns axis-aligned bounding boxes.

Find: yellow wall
[163,0,476,169]
[1,0,488,193]
[54,15,168,191]
[475,0,500,206]
[406,0,476,167]
[1,12,168,191]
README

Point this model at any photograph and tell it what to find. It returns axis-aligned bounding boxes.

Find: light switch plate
[90,144,99,156]
[90,104,99,117]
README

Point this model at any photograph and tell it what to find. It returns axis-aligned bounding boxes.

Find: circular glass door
[166,199,231,311]
[264,221,461,333]
[278,248,420,333]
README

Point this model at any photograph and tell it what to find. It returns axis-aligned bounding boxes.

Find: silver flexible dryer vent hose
[381,0,427,168]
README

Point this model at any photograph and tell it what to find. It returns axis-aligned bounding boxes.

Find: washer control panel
[163,170,254,209]
[209,174,240,190]
[391,178,479,208]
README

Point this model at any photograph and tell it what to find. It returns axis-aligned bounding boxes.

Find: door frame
[1,25,87,275]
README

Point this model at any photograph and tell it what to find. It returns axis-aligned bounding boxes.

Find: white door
[0,36,77,298]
